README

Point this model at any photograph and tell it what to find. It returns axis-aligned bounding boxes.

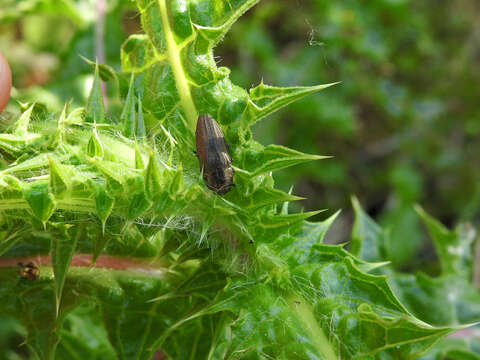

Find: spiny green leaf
[191,0,261,46]
[0,228,26,256]
[168,166,184,197]
[65,106,85,125]
[13,103,35,136]
[88,159,127,186]
[80,55,118,82]
[136,95,146,138]
[254,210,325,243]
[416,205,475,277]
[0,267,59,360]
[204,269,454,360]
[2,153,49,175]
[276,210,341,266]
[0,136,23,154]
[259,210,324,229]
[418,335,480,360]
[204,281,338,360]
[146,0,197,128]
[291,257,455,358]
[48,157,68,197]
[308,243,389,274]
[52,102,69,147]
[246,81,339,124]
[388,272,480,326]
[0,266,195,360]
[350,196,389,263]
[23,181,56,225]
[234,187,303,210]
[199,212,215,245]
[126,176,152,220]
[121,74,137,138]
[127,0,337,145]
[364,206,480,328]
[87,128,104,158]
[92,182,115,230]
[85,63,106,123]
[50,223,79,317]
[0,174,23,199]
[280,186,294,215]
[121,34,158,73]
[95,271,196,360]
[145,151,163,199]
[135,144,145,170]
[57,305,116,360]
[247,144,329,176]
[128,193,152,220]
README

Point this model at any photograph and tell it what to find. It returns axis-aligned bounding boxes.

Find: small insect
[18,261,40,281]
[195,114,234,195]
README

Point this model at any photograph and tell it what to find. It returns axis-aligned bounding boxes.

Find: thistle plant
[0,1,472,359]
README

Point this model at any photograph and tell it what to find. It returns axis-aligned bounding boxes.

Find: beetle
[18,261,40,281]
[195,114,234,195]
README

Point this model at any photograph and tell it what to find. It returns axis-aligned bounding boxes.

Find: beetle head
[204,166,235,195]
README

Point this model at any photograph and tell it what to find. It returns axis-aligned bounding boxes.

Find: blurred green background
[1,0,479,273]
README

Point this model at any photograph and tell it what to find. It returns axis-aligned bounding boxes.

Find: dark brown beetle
[195,114,234,195]
[18,261,40,281]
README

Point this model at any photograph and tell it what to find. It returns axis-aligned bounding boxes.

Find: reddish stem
[0,254,166,274]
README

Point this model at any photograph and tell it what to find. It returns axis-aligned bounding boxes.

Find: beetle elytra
[195,114,234,195]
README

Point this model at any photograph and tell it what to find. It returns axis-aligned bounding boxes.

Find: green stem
[157,0,197,129]
[287,293,338,360]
